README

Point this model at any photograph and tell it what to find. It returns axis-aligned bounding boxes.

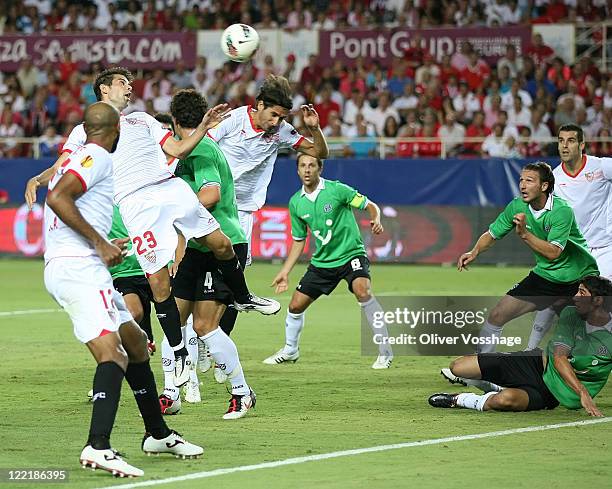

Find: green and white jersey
[108,205,142,279]
[488,195,599,283]
[289,178,368,268]
[175,136,246,253]
[543,306,612,409]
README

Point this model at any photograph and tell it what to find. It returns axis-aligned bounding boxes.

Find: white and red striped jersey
[207,105,304,211]
[63,111,173,203]
[554,154,612,249]
[44,143,114,262]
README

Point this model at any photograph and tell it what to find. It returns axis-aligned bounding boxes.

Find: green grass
[0,259,610,489]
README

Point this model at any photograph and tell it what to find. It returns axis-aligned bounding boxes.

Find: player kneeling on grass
[263,154,393,369]
[430,275,612,416]
[43,103,202,478]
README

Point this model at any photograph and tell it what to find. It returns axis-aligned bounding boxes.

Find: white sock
[455,391,497,411]
[284,310,304,354]
[201,327,249,396]
[462,378,503,393]
[360,296,392,356]
[527,307,556,350]
[478,320,503,353]
[184,317,199,383]
[161,335,179,400]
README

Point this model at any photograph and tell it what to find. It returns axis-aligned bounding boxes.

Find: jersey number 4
[133,231,158,255]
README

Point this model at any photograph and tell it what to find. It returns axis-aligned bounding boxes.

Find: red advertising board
[318,26,530,67]
[0,33,196,71]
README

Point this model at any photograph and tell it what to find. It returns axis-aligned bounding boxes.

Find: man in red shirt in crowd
[460,52,490,91]
[465,111,491,155]
[525,33,555,66]
[314,85,341,129]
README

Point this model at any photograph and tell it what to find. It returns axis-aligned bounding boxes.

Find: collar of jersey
[528,192,553,218]
[246,105,265,136]
[585,313,612,334]
[301,177,326,202]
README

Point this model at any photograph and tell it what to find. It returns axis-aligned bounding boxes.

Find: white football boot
[80,445,143,478]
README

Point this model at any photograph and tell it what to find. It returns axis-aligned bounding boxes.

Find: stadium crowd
[0,0,610,158]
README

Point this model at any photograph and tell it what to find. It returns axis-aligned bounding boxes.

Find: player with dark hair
[262,153,394,369]
[169,88,263,418]
[455,162,599,354]
[430,275,612,416]
[25,67,279,388]
[528,124,612,349]
[44,102,203,478]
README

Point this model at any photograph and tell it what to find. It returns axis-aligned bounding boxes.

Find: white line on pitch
[97,417,612,489]
[0,308,62,317]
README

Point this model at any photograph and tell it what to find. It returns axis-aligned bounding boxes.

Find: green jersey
[488,196,598,283]
[289,178,368,268]
[543,306,612,409]
[176,137,246,253]
[108,205,142,279]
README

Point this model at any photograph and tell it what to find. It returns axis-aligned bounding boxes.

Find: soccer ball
[159,394,181,415]
[220,24,260,63]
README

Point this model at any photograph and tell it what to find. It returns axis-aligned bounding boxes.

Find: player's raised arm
[162,103,230,160]
[24,151,70,209]
[296,104,329,159]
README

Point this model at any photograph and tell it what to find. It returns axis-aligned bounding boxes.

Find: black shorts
[173,243,248,304]
[113,275,154,305]
[297,255,371,300]
[478,350,559,411]
[507,271,580,311]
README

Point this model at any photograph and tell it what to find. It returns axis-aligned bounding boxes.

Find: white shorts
[590,246,612,280]
[119,178,220,274]
[44,256,133,344]
[238,210,254,266]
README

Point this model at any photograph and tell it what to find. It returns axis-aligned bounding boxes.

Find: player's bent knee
[192,319,215,337]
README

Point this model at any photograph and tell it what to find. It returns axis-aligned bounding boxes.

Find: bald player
[44,102,203,478]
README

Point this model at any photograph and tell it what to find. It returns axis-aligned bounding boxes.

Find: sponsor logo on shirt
[80,155,94,168]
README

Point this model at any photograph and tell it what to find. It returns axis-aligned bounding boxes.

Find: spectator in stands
[16,59,40,99]
[25,89,49,137]
[486,0,514,26]
[314,85,341,129]
[371,92,400,135]
[497,44,523,80]
[451,41,474,72]
[526,65,556,100]
[438,111,465,156]
[415,122,442,157]
[287,0,313,29]
[345,113,376,138]
[526,32,555,67]
[528,108,553,153]
[586,95,605,136]
[0,108,24,157]
[300,54,320,88]
[143,69,171,100]
[482,123,510,157]
[557,80,585,111]
[383,116,399,138]
[508,96,532,127]
[461,51,490,91]
[396,125,418,158]
[483,93,503,129]
[345,119,378,158]
[415,53,440,86]
[38,125,63,157]
[344,89,375,126]
[386,59,411,98]
[465,111,491,155]
[590,128,612,157]
[501,79,533,111]
[498,65,513,94]
[404,33,425,71]
[553,96,577,131]
[168,60,192,89]
[517,126,541,157]
[392,80,419,119]
[452,80,481,124]
[547,56,571,93]
[150,82,171,113]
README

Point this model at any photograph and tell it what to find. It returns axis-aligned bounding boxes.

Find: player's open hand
[169,261,180,278]
[580,390,603,417]
[96,239,124,267]
[457,251,476,271]
[271,272,289,294]
[25,176,40,210]
[371,218,384,235]
[200,104,231,131]
[301,104,320,129]
[512,213,527,238]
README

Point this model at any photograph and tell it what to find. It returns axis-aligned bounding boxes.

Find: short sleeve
[289,198,307,241]
[279,121,304,149]
[550,308,576,350]
[63,149,111,192]
[547,205,574,250]
[141,112,173,147]
[191,150,222,191]
[488,200,516,240]
[62,124,86,154]
[334,181,360,206]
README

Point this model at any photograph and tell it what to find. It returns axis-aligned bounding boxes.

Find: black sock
[219,306,239,336]
[87,362,125,450]
[125,360,171,440]
[154,295,187,357]
[139,301,153,342]
[217,256,250,303]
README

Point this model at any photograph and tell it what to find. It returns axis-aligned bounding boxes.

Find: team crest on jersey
[323,203,333,213]
[144,250,157,263]
[263,132,280,143]
[80,155,94,168]
[544,224,551,232]
[585,172,594,182]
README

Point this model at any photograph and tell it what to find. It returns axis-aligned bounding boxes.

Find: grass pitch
[0,259,610,488]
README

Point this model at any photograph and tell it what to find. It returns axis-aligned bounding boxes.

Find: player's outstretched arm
[552,346,603,417]
[365,200,383,235]
[457,231,496,271]
[162,104,230,160]
[297,104,329,159]
[24,151,70,209]
[46,173,124,267]
[271,239,306,293]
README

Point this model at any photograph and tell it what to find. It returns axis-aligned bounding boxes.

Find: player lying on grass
[263,153,393,369]
[457,162,599,353]
[429,275,612,416]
